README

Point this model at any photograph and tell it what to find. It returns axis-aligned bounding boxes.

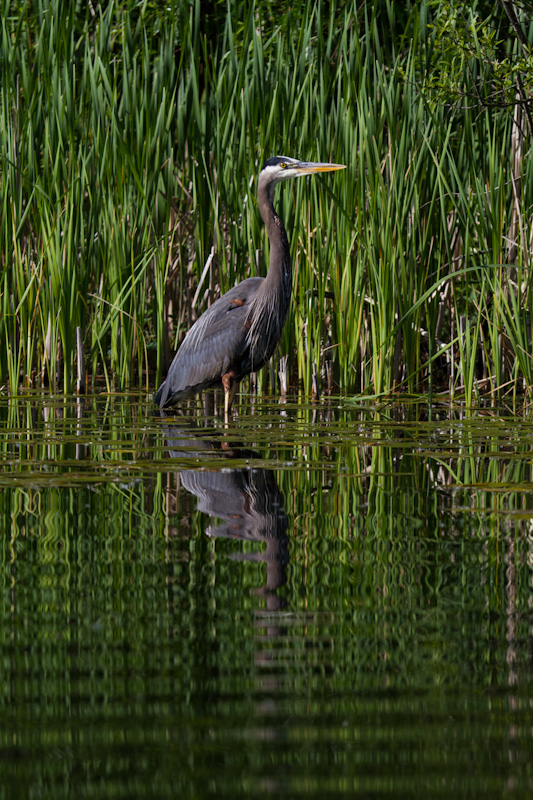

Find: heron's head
[260,156,346,187]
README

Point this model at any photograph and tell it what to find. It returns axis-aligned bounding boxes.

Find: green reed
[1,0,532,404]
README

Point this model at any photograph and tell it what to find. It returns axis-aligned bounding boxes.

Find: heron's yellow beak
[294,162,346,174]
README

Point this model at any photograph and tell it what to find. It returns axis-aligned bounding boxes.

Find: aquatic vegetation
[1,1,532,404]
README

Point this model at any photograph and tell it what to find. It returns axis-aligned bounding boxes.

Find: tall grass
[1,0,532,403]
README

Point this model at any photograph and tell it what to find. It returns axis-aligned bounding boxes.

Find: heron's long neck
[257,179,292,311]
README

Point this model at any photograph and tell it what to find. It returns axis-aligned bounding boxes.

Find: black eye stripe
[261,155,295,171]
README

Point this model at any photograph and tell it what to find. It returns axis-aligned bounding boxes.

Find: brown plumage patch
[222,370,236,387]
[229,298,245,308]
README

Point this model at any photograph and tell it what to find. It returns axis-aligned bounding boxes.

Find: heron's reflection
[165,424,289,609]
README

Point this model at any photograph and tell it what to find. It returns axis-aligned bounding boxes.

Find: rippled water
[0,393,532,798]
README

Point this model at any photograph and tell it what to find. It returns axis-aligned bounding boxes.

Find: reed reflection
[164,424,289,609]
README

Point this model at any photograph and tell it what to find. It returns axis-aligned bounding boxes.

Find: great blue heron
[155,156,345,417]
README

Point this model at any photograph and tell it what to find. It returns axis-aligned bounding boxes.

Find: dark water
[0,393,532,798]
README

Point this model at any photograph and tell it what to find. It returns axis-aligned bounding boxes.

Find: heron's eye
[280,162,287,169]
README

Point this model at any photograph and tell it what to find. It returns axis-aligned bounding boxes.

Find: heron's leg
[228,379,238,410]
[222,372,237,422]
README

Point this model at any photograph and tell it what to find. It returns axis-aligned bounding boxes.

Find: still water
[0,392,532,798]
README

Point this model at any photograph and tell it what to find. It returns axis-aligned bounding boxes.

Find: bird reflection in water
[165,425,289,611]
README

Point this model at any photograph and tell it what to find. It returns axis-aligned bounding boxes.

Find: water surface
[0,393,532,798]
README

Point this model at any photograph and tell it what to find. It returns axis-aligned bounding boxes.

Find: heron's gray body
[155,156,344,413]
[154,273,288,408]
